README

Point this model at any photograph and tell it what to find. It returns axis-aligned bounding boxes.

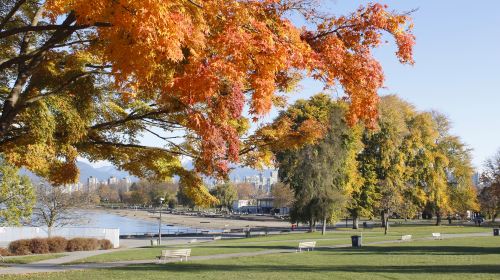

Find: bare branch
[85,140,189,156]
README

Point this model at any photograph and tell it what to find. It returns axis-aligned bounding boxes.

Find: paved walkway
[0,232,490,275]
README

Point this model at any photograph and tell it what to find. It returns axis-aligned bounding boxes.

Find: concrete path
[0,232,491,276]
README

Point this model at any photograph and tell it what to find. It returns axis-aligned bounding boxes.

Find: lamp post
[158,197,165,245]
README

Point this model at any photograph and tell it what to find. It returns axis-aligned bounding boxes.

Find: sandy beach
[98,208,292,230]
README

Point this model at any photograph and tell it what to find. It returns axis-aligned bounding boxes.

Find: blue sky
[274,0,500,169]
[87,1,500,171]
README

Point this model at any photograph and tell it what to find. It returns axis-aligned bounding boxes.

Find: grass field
[4,236,500,280]
[71,225,492,264]
[1,254,66,264]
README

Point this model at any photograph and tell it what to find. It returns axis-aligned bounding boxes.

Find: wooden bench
[213,236,222,241]
[432,233,442,240]
[297,241,316,252]
[156,249,191,263]
[188,239,197,243]
[401,235,412,241]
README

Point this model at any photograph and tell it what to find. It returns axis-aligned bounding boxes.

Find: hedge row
[2,237,113,256]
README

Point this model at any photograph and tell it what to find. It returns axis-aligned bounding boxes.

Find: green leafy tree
[276,95,356,234]
[357,96,415,233]
[0,158,35,225]
[210,182,237,212]
[434,117,478,221]
[177,186,196,209]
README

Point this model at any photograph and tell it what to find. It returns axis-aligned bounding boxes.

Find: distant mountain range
[21,161,275,184]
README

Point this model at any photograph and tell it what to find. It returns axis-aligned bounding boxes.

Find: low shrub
[98,239,113,250]
[0,247,12,256]
[8,237,113,255]
[29,238,49,254]
[66,238,99,252]
[46,237,68,253]
[9,239,32,255]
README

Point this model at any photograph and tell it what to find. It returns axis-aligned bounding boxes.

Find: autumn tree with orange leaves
[0,0,414,205]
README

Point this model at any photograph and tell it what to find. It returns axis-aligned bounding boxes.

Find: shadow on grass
[133,244,499,256]
[192,245,296,250]
[330,245,500,256]
[107,263,500,274]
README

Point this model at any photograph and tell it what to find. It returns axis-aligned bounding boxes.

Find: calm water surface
[77,210,209,235]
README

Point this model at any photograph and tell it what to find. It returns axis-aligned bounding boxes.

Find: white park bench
[156,249,191,263]
[401,235,412,241]
[432,233,442,240]
[213,236,222,241]
[297,241,316,252]
[188,239,197,244]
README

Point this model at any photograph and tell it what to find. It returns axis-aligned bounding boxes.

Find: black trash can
[351,235,362,247]
[494,228,499,236]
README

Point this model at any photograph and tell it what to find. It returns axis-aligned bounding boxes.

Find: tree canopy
[0,1,414,205]
[275,95,358,233]
[270,94,477,231]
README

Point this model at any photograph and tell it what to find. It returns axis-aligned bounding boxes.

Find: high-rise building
[108,176,118,185]
[87,176,99,192]
[243,170,279,193]
[119,177,132,192]
[472,172,481,187]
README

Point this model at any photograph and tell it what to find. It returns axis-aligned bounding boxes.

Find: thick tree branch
[0,0,27,31]
[0,22,111,39]
[0,12,79,136]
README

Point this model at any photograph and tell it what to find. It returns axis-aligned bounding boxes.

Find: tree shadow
[107,263,500,275]
[192,245,296,250]
[331,246,500,256]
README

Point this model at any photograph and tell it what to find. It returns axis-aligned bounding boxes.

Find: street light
[158,197,165,245]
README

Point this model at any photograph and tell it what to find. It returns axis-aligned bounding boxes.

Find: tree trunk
[384,216,389,235]
[352,213,359,229]
[309,218,314,232]
[381,211,386,228]
[436,211,442,226]
[493,212,497,223]
[447,215,452,224]
[321,216,327,235]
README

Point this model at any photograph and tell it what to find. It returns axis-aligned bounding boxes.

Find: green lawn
[4,236,500,280]
[72,232,401,264]
[1,254,66,264]
[70,225,491,264]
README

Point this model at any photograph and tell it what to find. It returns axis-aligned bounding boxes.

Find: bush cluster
[0,247,12,256]
[4,237,113,256]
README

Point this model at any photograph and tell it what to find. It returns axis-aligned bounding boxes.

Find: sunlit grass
[5,236,500,280]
